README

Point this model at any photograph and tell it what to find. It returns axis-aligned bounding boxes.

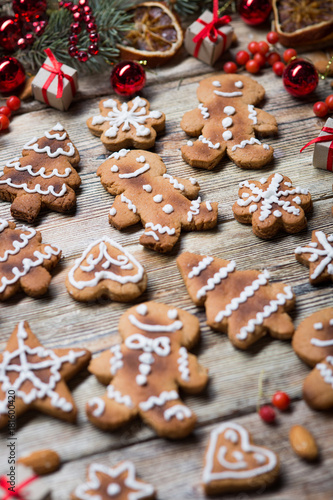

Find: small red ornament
[238,0,272,26]
[0,16,22,52]
[110,61,146,96]
[283,58,318,98]
[12,0,47,22]
[0,56,25,93]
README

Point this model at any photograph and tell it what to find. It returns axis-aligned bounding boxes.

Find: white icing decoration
[107,483,121,496]
[87,397,105,417]
[187,196,202,222]
[136,156,146,163]
[178,347,190,381]
[202,422,277,483]
[53,123,64,131]
[248,104,257,125]
[212,81,221,87]
[311,338,333,347]
[128,315,183,333]
[222,130,233,141]
[0,224,34,262]
[0,176,67,197]
[45,130,67,141]
[224,106,235,115]
[92,96,162,138]
[23,136,75,158]
[110,345,123,375]
[0,321,86,414]
[109,207,117,216]
[162,204,174,214]
[118,163,150,179]
[144,223,176,241]
[235,81,243,88]
[295,231,333,280]
[293,196,301,204]
[167,309,178,320]
[111,165,119,172]
[153,194,163,203]
[107,385,133,408]
[330,319,333,326]
[164,404,192,421]
[67,237,144,290]
[214,90,243,98]
[188,256,214,279]
[249,204,257,213]
[187,140,193,146]
[231,137,269,152]
[206,201,212,211]
[222,117,233,128]
[284,182,292,187]
[273,210,282,217]
[143,184,152,192]
[139,390,178,411]
[199,135,220,149]
[163,173,184,191]
[259,178,267,184]
[136,304,148,316]
[316,356,333,388]
[225,429,238,443]
[121,193,137,213]
[108,149,130,160]
[189,177,197,185]
[314,322,323,330]
[197,261,236,300]
[199,103,210,119]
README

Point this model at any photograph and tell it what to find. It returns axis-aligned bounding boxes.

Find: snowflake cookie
[86,301,208,439]
[0,123,81,222]
[0,321,91,427]
[66,236,147,302]
[295,230,333,285]
[202,422,279,495]
[87,96,165,151]
[0,219,61,300]
[177,252,295,350]
[233,173,312,239]
[181,74,277,170]
[97,149,218,253]
[71,461,155,500]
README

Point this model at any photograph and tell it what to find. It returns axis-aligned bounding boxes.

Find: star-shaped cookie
[0,321,91,427]
[295,230,333,285]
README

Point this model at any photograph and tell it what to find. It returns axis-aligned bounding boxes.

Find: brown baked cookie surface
[97,149,218,253]
[0,219,61,300]
[87,96,165,151]
[66,236,147,302]
[0,123,81,222]
[177,252,295,350]
[202,421,279,495]
[295,230,333,285]
[86,301,208,439]
[303,356,333,411]
[0,321,91,427]
[232,173,312,239]
[181,74,277,170]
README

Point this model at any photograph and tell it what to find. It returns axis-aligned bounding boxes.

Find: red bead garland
[238,0,272,26]
[110,61,146,96]
[0,56,25,93]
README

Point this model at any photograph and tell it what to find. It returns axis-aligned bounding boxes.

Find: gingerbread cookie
[303,356,333,410]
[232,173,312,239]
[0,321,91,427]
[97,149,218,253]
[181,74,277,170]
[0,219,61,300]
[86,302,208,438]
[177,252,295,350]
[66,237,147,302]
[0,123,81,222]
[87,96,165,151]
[18,449,60,475]
[202,422,279,495]
[295,230,333,285]
[72,461,155,500]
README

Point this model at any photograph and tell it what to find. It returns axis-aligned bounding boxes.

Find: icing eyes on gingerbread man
[181,74,277,170]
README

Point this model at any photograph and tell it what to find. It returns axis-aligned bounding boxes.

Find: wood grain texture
[0,14,332,499]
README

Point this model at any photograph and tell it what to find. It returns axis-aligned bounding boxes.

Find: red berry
[272,391,290,411]
[267,51,281,66]
[258,41,269,55]
[235,50,250,66]
[267,31,279,44]
[78,50,88,62]
[245,59,260,74]
[248,41,259,54]
[254,53,266,67]
[259,405,276,423]
[283,48,297,63]
[0,106,11,118]
[325,94,333,110]
[0,114,10,131]
[6,96,21,111]
[223,61,238,74]
[273,61,285,76]
[313,101,329,118]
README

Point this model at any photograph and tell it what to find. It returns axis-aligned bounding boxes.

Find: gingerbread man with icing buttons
[86,301,208,439]
[97,149,218,253]
[181,74,278,170]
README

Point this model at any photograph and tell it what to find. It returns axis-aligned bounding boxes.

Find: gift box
[0,464,51,500]
[32,49,78,111]
[312,117,333,171]
[184,9,233,66]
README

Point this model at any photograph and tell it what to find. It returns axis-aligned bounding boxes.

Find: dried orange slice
[273,0,333,46]
[118,1,183,67]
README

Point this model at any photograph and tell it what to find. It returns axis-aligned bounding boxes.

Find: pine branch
[169,0,236,17]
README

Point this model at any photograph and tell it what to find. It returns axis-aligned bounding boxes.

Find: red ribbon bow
[300,126,333,171]
[41,48,76,106]
[192,0,231,58]
[0,474,38,500]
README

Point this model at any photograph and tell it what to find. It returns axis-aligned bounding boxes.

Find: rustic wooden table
[0,15,332,500]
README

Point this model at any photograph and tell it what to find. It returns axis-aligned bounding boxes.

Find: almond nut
[289,425,318,461]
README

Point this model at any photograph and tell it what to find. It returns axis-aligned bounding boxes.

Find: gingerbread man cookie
[295,230,333,285]
[0,123,81,222]
[0,321,91,427]
[66,236,147,302]
[97,149,218,253]
[181,74,277,170]
[87,96,165,151]
[303,356,333,411]
[72,461,155,500]
[202,422,279,495]
[86,302,208,439]
[0,219,61,300]
[233,173,312,239]
[177,252,295,350]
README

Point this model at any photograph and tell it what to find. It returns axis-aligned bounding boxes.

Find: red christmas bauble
[0,56,25,93]
[110,61,146,96]
[12,0,47,22]
[282,58,318,97]
[238,0,272,25]
[0,16,22,52]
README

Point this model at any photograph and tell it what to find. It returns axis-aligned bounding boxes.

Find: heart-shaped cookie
[202,422,279,495]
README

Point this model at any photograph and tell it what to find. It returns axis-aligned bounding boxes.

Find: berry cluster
[59,0,99,62]
[313,95,333,118]
[0,96,21,131]
[259,391,291,424]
